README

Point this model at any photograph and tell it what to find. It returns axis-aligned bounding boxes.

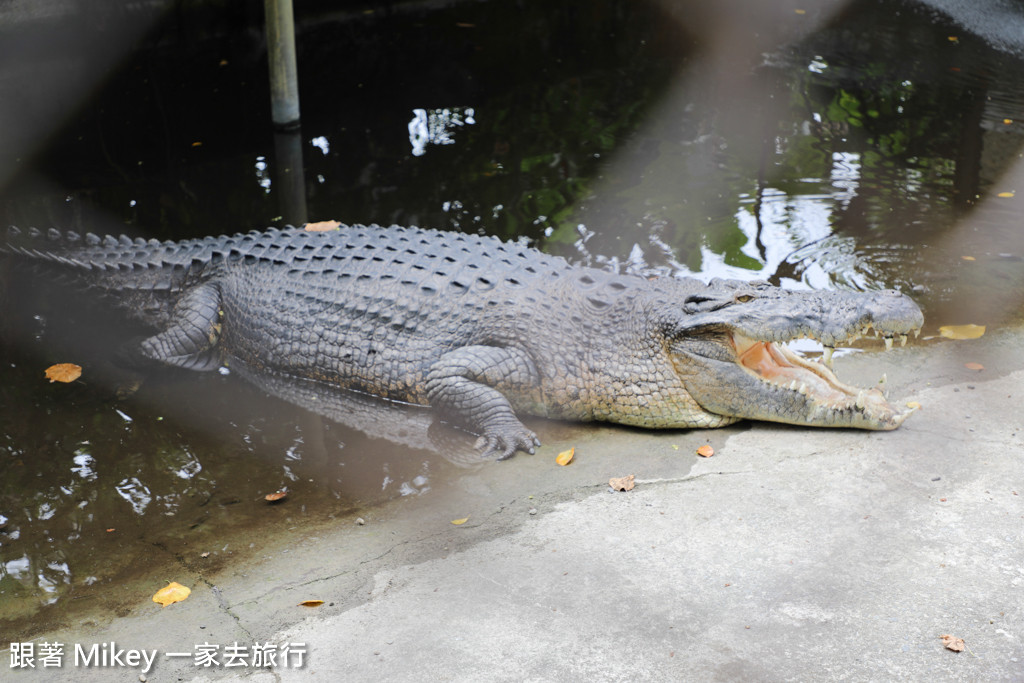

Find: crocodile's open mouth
[733,334,867,406]
[728,330,921,427]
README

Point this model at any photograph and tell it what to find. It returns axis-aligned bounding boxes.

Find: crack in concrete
[150,539,255,642]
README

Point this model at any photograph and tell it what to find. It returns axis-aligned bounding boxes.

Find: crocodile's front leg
[424,345,542,460]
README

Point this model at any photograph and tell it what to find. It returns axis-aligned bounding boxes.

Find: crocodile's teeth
[899,334,908,347]
[855,390,868,410]
[822,346,835,368]
[884,336,893,351]
[914,329,921,338]
[798,382,808,395]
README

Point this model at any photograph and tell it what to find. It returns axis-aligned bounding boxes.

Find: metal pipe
[264,0,300,129]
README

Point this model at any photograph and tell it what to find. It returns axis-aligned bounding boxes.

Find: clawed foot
[474,424,541,460]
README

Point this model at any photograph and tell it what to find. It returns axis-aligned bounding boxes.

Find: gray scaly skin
[2,224,924,459]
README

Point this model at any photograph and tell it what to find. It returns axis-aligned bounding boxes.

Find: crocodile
[2,223,924,459]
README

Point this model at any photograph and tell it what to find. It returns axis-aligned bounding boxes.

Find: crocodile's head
[659,278,924,430]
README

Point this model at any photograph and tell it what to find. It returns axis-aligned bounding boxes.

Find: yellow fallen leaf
[298,599,324,607]
[609,475,635,491]
[997,191,1015,198]
[152,582,191,608]
[1004,118,1014,124]
[940,634,965,652]
[939,324,986,340]
[961,255,975,261]
[906,401,922,410]
[304,220,341,232]
[794,8,806,14]
[555,447,575,466]
[45,363,82,383]
[450,517,469,525]
[696,444,715,458]
[964,362,984,371]
[265,490,288,502]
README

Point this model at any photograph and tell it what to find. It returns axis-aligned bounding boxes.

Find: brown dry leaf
[298,599,324,607]
[939,324,986,340]
[696,444,715,458]
[304,220,341,232]
[45,363,82,383]
[555,447,575,466]
[964,362,984,371]
[450,517,469,525]
[940,634,965,652]
[265,490,288,502]
[609,475,635,491]
[152,581,191,608]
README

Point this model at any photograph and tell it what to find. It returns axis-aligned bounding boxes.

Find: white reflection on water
[115,477,152,515]
[171,447,202,480]
[408,107,476,157]
[72,448,97,481]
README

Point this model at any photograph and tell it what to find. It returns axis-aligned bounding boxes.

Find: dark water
[2,0,1024,630]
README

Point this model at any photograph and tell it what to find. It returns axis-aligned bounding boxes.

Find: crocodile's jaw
[672,332,915,430]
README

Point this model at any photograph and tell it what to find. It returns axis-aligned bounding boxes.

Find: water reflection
[408,107,477,157]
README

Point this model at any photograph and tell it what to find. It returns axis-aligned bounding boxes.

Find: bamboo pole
[265,0,300,129]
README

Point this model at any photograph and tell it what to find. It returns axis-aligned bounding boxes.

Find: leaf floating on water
[555,447,575,466]
[696,444,715,458]
[450,517,469,526]
[964,362,984,371]
[940,634,965,652]
[265,490,288,502]
[45,363,82,383]
[152,581,191,608]
[304,220,341,232]
[609,474,635,491]
[938,324,985,340]
[298,599,324,607]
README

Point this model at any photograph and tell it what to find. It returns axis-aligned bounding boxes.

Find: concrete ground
[8,327,1024,682]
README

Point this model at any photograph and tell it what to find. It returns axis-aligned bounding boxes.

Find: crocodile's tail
[2,226,199,328]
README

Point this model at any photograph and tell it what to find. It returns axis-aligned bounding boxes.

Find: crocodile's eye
[735,294,754,303]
